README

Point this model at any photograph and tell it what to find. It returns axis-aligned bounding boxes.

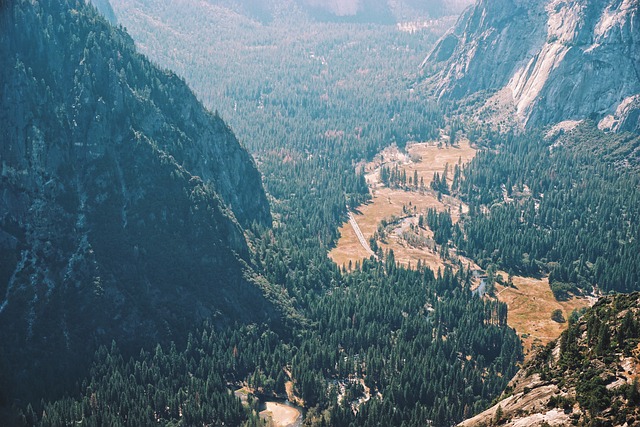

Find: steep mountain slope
[0,0,275,402]
[459,293,640,427]
[424,0,640,132]
[88,0,117,24]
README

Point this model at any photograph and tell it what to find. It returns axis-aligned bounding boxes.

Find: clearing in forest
[494,274,594,357]
[329,138,477,272]
[259,402,301,427]
[330,138,594,357]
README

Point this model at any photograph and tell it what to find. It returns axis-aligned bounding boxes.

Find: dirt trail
[348,212,377,259]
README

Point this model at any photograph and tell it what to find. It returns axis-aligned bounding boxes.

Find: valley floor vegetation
[3,1,640,426]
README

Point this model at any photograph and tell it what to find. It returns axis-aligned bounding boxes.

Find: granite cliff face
[425,0,640,133]
[459,293,640,427]
[0,0,275,400]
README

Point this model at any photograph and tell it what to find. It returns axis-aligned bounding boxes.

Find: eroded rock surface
[424,0,640,133]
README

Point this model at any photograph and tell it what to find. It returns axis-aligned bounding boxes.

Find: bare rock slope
[424,0,640,133]
[459,293,640,427]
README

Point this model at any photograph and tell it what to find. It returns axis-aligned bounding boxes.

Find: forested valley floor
[4,1,640,426]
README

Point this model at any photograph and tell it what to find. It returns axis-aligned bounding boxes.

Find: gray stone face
[424,0,640,132]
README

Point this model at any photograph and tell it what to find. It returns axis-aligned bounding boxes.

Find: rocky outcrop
[0,0,276,402]
[424,0,640,133]
[459,293,640,427]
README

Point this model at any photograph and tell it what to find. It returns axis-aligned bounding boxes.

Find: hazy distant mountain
[181,0,475,24]
[300,0,394,22]
[423,0,640,132]
[300,0,476,22]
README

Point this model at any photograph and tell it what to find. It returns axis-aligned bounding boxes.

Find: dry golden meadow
[330,139,593,355]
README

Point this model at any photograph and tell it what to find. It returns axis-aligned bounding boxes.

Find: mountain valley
[1,0,640,426]
[330,137,478,272]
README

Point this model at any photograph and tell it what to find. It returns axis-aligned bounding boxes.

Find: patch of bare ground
[259,402,301,427]
[494,274,593,357]
[329,139,477,272]
[284,380,304,407]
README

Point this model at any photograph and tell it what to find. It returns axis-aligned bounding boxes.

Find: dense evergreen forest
[0,1,527,426]
[5,0,640,426]
[456,125,640,297]
[110,0,448,152]
[28,266,521,426]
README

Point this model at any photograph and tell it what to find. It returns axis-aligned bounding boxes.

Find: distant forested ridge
[137,0,475,24]
[299,0,475,22]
